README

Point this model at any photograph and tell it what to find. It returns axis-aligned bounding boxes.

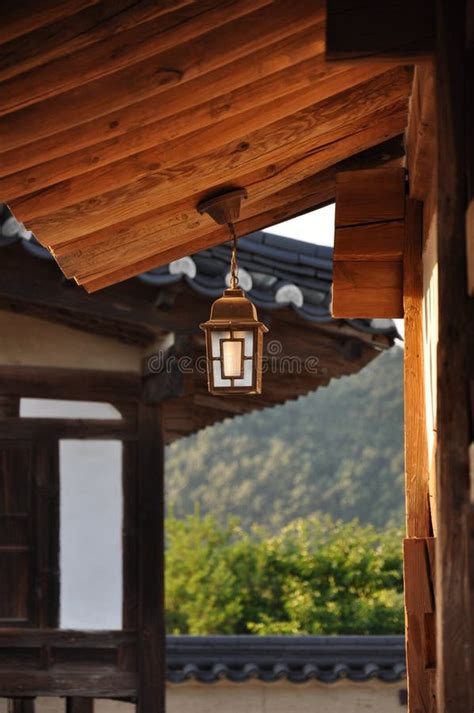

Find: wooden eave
[0,0,413,292]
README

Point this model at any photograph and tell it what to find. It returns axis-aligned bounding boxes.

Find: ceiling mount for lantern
[197,188,247,225]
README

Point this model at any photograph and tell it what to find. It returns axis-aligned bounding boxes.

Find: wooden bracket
[332,167,406,318]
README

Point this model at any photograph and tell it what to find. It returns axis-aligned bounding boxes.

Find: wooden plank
[26,69,412,276]
[332,261,403,318]
[0,671,136,698]
[0,0,101,45]
[17,65,403,232]
[0,419,137,441]
[403,537,437,713]
[0,367,141,402]
[0,23,324,177]
[404,199,431,538]
[72,108,409,291]
[0,0,276,116]
[0,0,195,83]
[335,167,406,227]
[435,0,473,709]
[0,0,321,153]
[137,402,165,713]
[326,0,434,62]
[0,629,135,647]
[334,221,405,261]
[50,106,406,263]
[406,64,437,202]
[1,54,366,200]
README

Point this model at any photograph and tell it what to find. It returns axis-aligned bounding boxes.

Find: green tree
[165,512,404,635]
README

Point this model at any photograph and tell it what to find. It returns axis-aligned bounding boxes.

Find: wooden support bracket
[332,167,406,318]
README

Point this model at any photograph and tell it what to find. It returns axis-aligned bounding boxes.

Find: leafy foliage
[165,512,404,635]
[166,346,404,530]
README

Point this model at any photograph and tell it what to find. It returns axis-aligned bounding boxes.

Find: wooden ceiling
[0,0,413,292]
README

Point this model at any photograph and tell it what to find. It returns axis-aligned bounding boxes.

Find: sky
[266,205,404,340]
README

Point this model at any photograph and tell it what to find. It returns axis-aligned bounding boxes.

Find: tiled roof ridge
[166,635,406,684]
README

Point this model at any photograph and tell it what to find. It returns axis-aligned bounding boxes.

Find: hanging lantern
[198,189,268,396]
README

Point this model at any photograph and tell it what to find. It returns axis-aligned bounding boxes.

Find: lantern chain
[228,221,239,288]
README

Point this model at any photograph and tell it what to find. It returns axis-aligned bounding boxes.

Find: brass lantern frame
[200,287,268,395]
[197,188,269,396]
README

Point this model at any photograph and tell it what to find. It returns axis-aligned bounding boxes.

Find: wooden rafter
[0,1,413,292]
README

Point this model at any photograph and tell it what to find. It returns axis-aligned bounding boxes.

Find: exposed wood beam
[0,0,101,45]
[1,55,362,199]
[23,69,411,273]
[0,366,141,402]
[77,112,409,292]
[15,63,398,229]
[0,0,196,83]
[0,418,137,441]
[0,0,321,152]
[0,0,276,116]
[326,0,435,62]
[0,24,323,176]
[406,64,436,202]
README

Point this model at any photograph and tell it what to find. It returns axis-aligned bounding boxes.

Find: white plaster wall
[0,310,141,372]
[0,681,404,713]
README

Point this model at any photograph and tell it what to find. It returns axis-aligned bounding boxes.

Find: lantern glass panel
[212,359,231,387]
[233,330,254,357]
[221,339,244,378]
[211,330,230,359]
[233,357,254,388]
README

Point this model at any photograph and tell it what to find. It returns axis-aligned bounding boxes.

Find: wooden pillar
[137,400,165,713]
[435,0,474,710]
[403,198,437,713]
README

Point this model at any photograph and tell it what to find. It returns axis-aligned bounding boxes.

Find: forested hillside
[166,346,404,530]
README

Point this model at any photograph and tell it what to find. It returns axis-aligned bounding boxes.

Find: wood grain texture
[435,0,474,709]
[335,167,406,227]
[0,1,413,291]
[332,261,403,318]
[0,0,194,83]
[0,0,320,152]
[137,402,165,713]
[0,0,275,116]
[334,221,405,261]
[406,63,436,202]
[403,199,431,538]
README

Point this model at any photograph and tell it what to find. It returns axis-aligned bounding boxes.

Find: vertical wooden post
[404,198,431,538]
[137,400,165,713]
[403,198,437,713]
[435,0,473,709]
